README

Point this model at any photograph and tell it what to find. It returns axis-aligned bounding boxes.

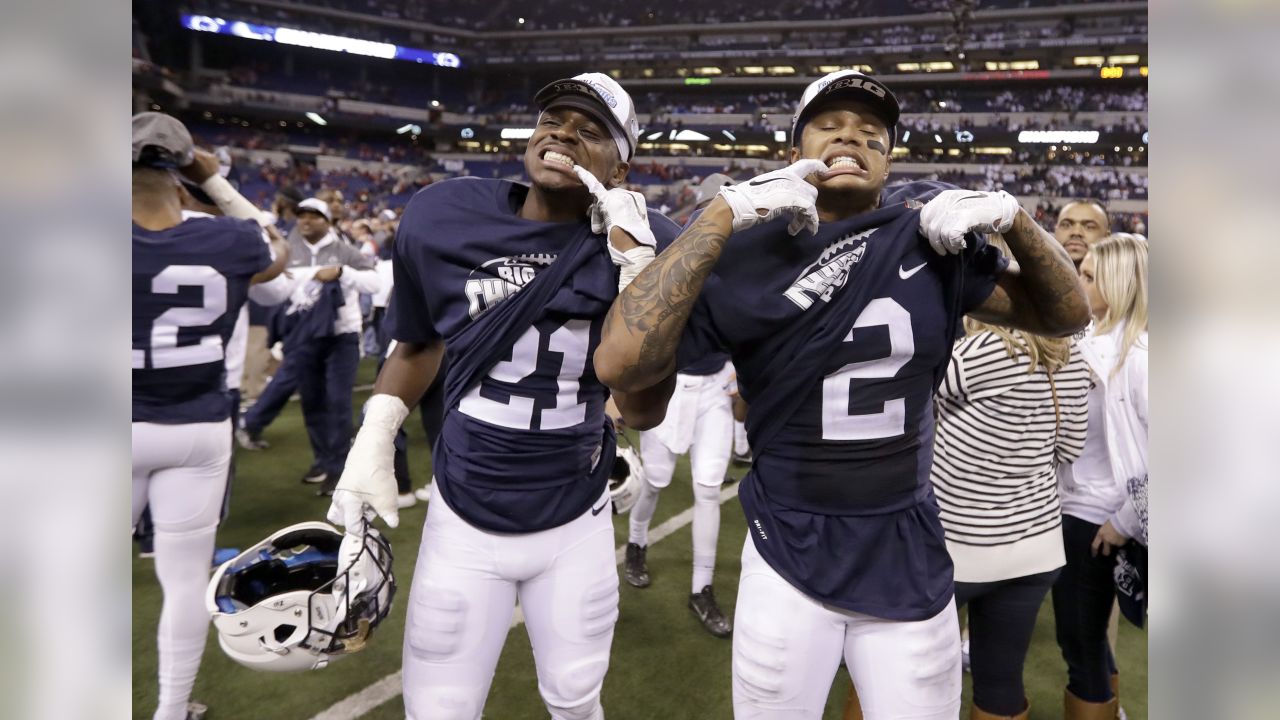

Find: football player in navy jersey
[326,74,679,720]
[594,71,1090,719]
[131,113,288,720]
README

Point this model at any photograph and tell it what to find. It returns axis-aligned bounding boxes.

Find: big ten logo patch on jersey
[464,254,556,320]
[783,229,874,310]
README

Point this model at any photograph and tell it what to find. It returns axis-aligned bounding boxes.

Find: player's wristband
[616,245,656,292]
[200,174,271,226]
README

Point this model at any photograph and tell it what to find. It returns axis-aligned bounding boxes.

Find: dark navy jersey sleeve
[386,191,443,344]
[959,234,1010,312]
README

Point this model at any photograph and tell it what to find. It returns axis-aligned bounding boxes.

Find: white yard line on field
[306,481,742,720]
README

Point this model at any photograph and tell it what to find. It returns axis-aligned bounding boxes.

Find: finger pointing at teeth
[573,165,607,198]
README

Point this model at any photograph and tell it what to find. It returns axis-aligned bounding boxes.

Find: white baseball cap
[533,73,640,161]
[791,70,901,149]
[297,197,332,222]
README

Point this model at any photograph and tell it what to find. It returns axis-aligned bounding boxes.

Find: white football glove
[918,189,1021,256]
[574,165,658,290]
[326,394,409,533]
[718,159,826,236]
[330,517,380,626]
[573,165,657,254]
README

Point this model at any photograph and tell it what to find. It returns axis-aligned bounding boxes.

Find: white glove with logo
[574,166,657,253]
[718,159,826,236]
[918,189,1021,256]
[574,165,657,291]
[326,394,409,534]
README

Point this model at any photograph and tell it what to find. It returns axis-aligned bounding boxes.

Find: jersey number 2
[458,320,590,430]
[132,265,228,369]
[821,298,914,440]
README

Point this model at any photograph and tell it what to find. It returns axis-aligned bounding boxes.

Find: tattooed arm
[968,211,1091,337]
[595,199,736,393]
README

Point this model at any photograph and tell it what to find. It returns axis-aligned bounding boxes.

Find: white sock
[691,483,721,593]
[628,482,661,547]
[153,526,218,720]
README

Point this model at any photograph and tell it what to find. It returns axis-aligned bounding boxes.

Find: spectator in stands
[1053,200,1111,270]
[1053,233,1148,718]
[932,246,1092,718]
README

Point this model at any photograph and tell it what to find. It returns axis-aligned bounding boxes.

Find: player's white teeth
[827,156,863,170]
[544,150,575,168]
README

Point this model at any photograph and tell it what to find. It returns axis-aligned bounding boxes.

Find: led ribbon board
[182,15,463,68]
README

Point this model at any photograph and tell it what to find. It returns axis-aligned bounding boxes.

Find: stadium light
[673,130,710,142]
[721,130,737,141]
[773,130,787,143]
[430,100,440,108]
[182,14,463,68]
[396,123,418,134]
[934,134,942,143]
[500,128,535,140]
[955,130,974,143]
[305,112,327,126]
[645,131,663,140]
[1018,130,1100,144]
[901,130,911,142]
[460,128,475,139]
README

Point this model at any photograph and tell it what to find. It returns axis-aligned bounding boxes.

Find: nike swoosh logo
[899,262,927,280]
[748,177,787,186]
[591,498,610,516]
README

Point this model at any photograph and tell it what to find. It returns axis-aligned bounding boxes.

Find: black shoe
[316,475,338,497]
[689,585,732,638]
[302,464,328,484]
[624,543,651,588]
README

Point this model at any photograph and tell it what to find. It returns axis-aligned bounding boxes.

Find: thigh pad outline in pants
[521,505,619,720]
[639,430,678,490]
[690,382,735,489]
[843,597,961,720]
[732,535,846,719]
[403,494,517,720]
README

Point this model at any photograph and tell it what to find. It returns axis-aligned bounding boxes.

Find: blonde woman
[1053,233,1149,718]
[932,299,1091,717]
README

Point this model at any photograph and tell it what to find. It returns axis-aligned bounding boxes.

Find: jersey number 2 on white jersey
[133,265,228,369]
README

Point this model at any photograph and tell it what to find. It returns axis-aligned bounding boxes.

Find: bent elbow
[622,406,667,432]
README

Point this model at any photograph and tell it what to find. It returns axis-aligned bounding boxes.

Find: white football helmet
[205,521,395,672]
[609,436,645,514]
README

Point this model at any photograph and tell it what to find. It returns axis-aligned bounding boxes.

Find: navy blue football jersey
[133,217,272,423]
[677,190,1007,620]
[390,177,681,533]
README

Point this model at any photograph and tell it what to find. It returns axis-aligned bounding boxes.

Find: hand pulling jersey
[676,182,1007,620]
[390,178,680,533]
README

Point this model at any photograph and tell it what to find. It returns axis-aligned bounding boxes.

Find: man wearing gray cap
[326,73,680,719]
[132,112,288,720]
[594,70,1090,718]
[241,197,381,491]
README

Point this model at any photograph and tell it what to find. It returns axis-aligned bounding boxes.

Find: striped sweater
[931,331,1091,583]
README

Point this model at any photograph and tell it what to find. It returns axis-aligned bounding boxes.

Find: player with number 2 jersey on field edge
[131,112,288,720]
[593,71,1090,719]
[326,73,679,720]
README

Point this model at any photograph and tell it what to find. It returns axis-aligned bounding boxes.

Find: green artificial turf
[133,360,1146,719]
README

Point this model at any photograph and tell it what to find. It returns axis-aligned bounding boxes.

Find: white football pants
[631,370,735,592]
[132,420,232,720]
[403,484,618,720]
[732,536,961,720]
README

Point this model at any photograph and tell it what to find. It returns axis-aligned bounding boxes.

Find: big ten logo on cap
[825,75,887,99]
[583,79,619,108]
